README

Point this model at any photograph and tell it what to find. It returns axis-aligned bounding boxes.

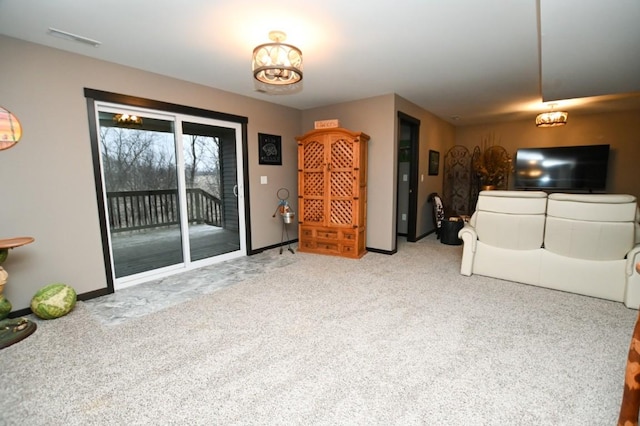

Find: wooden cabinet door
[327,134,356,228]
[299,137,327,226]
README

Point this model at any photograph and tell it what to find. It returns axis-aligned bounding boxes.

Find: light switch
[260,176,268,184]
[421,174,424,182]
[403,174,408,182]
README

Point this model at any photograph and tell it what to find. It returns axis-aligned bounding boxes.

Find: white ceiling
[1,0,639,126]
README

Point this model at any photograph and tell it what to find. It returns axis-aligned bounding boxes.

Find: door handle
[233,184,238,197]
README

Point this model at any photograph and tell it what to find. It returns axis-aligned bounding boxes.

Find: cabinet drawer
[300,239,317,250]
[317,230,339,240]
[340,243,356,255]
[316,242,340,253]
[341,230,356,241]
[298,225,364,258]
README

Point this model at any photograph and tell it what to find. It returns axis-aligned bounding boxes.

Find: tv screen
[514,144,610,191]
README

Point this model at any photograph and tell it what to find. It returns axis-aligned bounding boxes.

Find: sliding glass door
[95,103,245,289]
[181,121,241,262]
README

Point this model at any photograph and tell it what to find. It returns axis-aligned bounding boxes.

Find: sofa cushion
[545,193,637,260]
[545,217,634,260]
[547,193,637,222]
[476,190,548,214]
[475,191,548,250]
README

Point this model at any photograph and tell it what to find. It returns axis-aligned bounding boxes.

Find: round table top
[0,237,35,249]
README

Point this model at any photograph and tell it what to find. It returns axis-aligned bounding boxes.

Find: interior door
[397,112,420,243]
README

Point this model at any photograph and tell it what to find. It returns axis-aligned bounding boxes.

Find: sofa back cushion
[545,193,637,260]
[475,190,548,250]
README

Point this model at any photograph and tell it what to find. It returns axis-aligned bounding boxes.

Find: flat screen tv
[514,144,610,191]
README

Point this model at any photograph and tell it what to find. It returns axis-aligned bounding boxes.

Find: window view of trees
[183,133,221,199]
[101,127,178,192]
[100,121,224,235]
[100,127,221,199]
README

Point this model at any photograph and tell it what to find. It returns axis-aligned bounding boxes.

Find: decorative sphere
[0,296,11,320]
[31,283,77,320]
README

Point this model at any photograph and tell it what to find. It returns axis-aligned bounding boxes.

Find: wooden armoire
[296,128,369,259]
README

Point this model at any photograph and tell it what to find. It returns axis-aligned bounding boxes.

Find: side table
[0,236,36,349]
[440,218,464,245]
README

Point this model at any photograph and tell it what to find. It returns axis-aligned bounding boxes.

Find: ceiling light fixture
[535,104,568,127]
[113,113,143,126]
[0,106,23,151]
[252,31,303,86]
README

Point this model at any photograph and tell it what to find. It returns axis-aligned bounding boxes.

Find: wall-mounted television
[514,144,610,191]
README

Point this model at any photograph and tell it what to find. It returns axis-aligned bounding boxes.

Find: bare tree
[100,127,177,192]
[183,134,221,198]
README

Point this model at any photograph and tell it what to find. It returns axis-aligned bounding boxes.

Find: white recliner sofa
[458,190,640,308]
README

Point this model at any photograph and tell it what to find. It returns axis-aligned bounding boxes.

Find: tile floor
[83,247,298,326]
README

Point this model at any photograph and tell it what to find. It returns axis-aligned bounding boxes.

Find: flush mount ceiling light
[535,104,568,127]
[0,106,23,151]
[252,31,303,86]
[113,113,143,126]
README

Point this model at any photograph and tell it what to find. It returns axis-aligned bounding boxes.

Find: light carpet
[0,235,636,425]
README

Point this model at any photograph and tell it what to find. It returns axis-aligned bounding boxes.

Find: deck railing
[106,188,222,232]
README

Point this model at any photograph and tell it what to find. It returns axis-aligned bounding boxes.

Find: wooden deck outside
[110,224,240,278]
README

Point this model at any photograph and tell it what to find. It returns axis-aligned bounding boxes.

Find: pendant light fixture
[252,31,303,86]
[113,113,143,126]
[0,106,23,151]
[535,104,568,127]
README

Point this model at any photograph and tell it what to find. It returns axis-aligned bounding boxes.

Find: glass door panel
[181,122,240,261]
[94,102,246,289]
[99,111,184,278]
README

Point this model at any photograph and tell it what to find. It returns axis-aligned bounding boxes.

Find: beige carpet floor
[0,235,636,425]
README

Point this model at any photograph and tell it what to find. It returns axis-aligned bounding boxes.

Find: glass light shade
[252,32,303,86]
[535,110,568,127]
[0,106,22,151]
[113,113,143,126]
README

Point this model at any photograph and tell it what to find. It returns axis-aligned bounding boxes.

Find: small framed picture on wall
[258,133,282,165]
[428,150,440,176]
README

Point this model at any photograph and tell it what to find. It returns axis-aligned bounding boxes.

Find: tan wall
[301,95,397,251]
[0,36,301,311]
[300,94,456,252]
[455,110,640,200]
[394,96,456,238]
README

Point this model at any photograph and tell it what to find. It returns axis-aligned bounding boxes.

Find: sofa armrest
[627,245,640,276]
[458,224,478,276]
[624,245,640,308]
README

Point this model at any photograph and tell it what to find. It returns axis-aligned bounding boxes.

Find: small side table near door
[0,236,37,349]
[440,217,464,245]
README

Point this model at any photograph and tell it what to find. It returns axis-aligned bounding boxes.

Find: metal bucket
[282,212,295,224]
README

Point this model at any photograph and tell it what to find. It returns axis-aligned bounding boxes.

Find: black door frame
[84,88,251,295]
[397,112,420,243]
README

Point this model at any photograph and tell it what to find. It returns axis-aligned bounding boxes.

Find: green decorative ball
[31,283,77,320]
[0,249,8,264]
[0,296,11,320]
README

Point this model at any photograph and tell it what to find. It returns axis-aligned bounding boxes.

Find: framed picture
[428,150,440,176]
[258,133,282,165]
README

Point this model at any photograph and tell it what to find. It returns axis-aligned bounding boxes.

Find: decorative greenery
[473,134,512,188]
